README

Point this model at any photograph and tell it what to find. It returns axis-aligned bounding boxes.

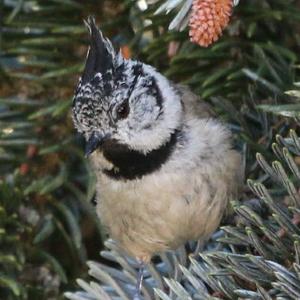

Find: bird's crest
[81,16,116,84]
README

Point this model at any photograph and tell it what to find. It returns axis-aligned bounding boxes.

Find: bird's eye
[116,100,130,119]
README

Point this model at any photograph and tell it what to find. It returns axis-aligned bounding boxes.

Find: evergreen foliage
[1,0,300,299]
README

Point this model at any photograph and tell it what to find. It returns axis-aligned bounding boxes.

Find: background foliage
[1,0,300,299]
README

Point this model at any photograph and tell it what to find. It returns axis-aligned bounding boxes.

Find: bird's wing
[175,84,215,119]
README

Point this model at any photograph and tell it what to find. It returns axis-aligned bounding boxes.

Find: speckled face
[72,18,182,155]
[72,61,164,144]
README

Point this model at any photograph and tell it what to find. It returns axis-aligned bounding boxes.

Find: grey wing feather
[175,84,215,119]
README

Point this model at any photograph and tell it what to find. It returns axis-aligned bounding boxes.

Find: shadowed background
[1,1,300,299]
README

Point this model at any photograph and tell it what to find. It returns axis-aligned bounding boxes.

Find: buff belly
[96,171,227,261]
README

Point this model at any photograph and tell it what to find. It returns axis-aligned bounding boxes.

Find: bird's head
[72,17,183,158]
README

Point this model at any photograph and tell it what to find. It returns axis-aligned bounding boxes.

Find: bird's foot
[133,260,145,300]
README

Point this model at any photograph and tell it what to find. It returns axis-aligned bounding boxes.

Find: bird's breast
[95,170,226,260]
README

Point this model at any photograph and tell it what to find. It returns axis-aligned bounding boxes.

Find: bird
[72,16,242,299]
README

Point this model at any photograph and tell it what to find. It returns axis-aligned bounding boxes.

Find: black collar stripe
[102,130,180,180]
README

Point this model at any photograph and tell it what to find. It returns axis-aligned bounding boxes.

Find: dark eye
[116,100,130,119]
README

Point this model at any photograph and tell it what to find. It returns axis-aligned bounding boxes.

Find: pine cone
[189,0,233,47]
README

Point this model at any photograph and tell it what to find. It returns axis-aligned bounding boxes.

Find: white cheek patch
[130,95,159,128]
[111,62,183,153]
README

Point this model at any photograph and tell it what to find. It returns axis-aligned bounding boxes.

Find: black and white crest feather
[72,17,183,179]
[82,16,115,84]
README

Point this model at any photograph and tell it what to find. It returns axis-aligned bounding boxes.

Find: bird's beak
[85,132,110,157]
